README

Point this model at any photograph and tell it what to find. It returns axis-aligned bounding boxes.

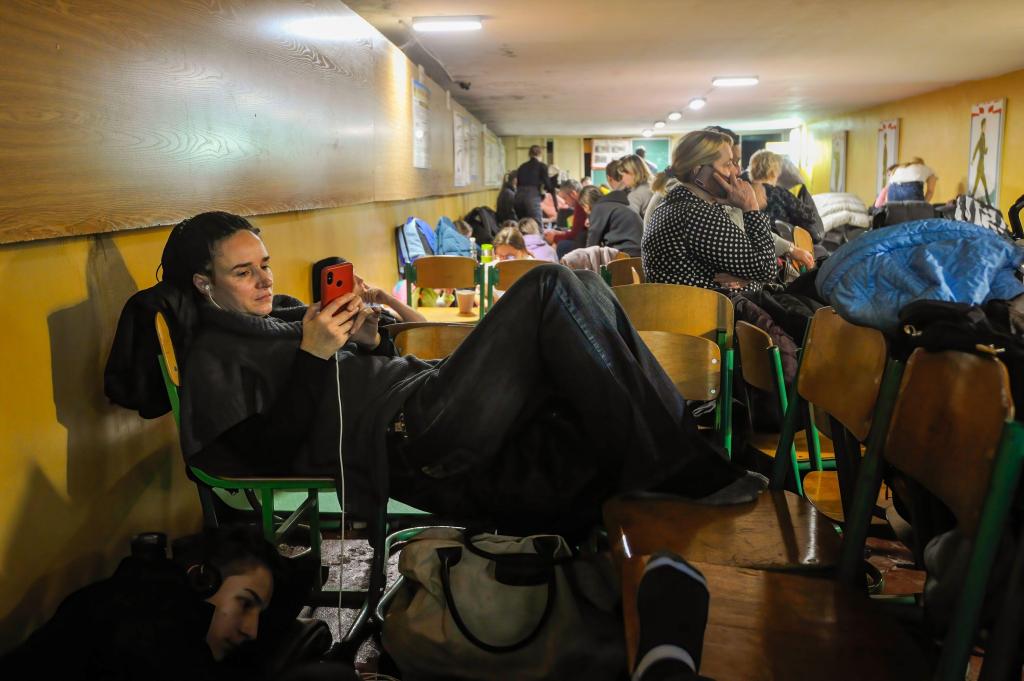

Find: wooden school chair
[838,349,1024,680]
[390,322,474,360]
[735,321,834,475]
[601,256,645,287]
[615,350,1022,680]
[770,307,895,523]
[603,329,842,575]
[404,255,485,319]
[488,258,547,308]
[613,283,735,456]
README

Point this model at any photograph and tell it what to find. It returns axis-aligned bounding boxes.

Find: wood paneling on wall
[0,1,491,244]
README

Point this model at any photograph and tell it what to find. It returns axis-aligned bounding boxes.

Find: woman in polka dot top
[643,130,777,292]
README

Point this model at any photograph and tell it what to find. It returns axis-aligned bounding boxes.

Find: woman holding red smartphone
[157,211,763,537]
[643,129,777,292]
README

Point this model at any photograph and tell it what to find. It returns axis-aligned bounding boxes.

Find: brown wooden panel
[638,330,721,401]
[613,283,734,348]
[494,258,546,290]
[411,255,478,289]
[797,307,887,441]
[735,321,776,393]
[393,324,473,360]
[605,256,645,286]
[0,1,492,244]
[885,350,1012,536]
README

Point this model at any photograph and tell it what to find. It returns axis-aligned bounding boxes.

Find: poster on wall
[412,80,430,169]
[484,129,504,187]
[967,99,1004,206]
[469,120,481,186]
[453,110,470,187]
[830,131,847,192]
[876,119,900,194]
[592,138,632,169]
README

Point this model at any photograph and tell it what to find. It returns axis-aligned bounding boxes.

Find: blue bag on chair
[435,216,475,257]
[395,217,438,275]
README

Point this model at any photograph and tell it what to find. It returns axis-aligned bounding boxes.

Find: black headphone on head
[186,562,223,599]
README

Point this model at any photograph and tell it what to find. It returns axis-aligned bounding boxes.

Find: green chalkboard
[633,138,670,172]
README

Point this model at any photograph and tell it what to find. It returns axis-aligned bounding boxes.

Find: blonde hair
[618,154,652,186]
[517,217,540,235]
[578,185,602,210]
[748,149,782,182]
[652,130,733,193]
[493,226,527,252]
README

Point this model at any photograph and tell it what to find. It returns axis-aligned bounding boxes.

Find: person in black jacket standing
[514,144,556,224]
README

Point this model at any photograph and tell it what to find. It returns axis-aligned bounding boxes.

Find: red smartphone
[692,165,730,200]
[319,262,355,311]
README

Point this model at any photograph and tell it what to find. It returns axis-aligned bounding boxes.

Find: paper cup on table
[456,289,476,316]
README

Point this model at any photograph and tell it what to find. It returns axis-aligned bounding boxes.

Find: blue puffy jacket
[816,219,1024,332]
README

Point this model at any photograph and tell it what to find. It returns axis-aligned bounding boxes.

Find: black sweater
[586,190,643,256]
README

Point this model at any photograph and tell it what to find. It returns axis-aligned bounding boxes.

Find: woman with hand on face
[642,130,777,292]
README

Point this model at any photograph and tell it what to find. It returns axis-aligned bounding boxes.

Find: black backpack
[897,299,1024,418]
[464,206,499,245]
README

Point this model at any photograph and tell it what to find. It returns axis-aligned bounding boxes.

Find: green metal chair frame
[770,308,895,506]
[837,349,1024,681]
[155,312,429,638]
[404,256,487,318]
[735,321,832,483]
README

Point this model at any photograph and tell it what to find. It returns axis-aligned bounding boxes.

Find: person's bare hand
[714,173,759,212]
[543,229,557,245]
[789,247,815,269]
[350,306,381,348]
[299,293,362,359]
[714,272,749,290]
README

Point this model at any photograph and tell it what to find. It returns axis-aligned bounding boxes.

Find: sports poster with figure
[876,119,899,194]
[967,99,1004,206]
[830,131,847,192]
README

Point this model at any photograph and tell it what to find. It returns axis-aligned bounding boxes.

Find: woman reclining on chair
[164,212,764,535]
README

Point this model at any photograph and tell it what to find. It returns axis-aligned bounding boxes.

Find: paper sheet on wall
[453,110,478,187]
[484,129,504,187]
[592,139,632,169]
[412,80,430,169]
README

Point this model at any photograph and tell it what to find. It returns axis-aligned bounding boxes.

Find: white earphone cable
[334,356,346,639]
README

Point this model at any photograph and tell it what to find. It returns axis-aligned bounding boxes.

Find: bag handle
[460,528,568,567]
[437,546,558,654]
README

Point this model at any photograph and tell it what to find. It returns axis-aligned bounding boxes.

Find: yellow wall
[805,68,1024,216]
[499,136,585,181]
[0,178,494,647]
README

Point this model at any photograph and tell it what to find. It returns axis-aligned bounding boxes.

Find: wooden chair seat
[603,491,841,573]
[620,557,930,679]
[749,430,834,462]
[803,470,844,522]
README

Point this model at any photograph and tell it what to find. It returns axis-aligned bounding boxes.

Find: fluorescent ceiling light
[712,76,759,87]
[653,121,666,129]
[667,111,682,121]
[729,117,803,131]
[412,16,482,32]
[641,129,653,138]
[688,97,707,110]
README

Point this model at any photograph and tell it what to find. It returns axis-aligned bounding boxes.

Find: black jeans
[394,265,742,535]
[513,185,545,224]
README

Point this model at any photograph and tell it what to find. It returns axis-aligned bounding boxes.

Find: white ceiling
[346,0,1024,136]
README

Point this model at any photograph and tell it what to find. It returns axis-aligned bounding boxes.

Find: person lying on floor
[1,525,354,681]
[162,212,766,537]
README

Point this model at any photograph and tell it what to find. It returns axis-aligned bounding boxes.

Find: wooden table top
[414,305,481,324]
